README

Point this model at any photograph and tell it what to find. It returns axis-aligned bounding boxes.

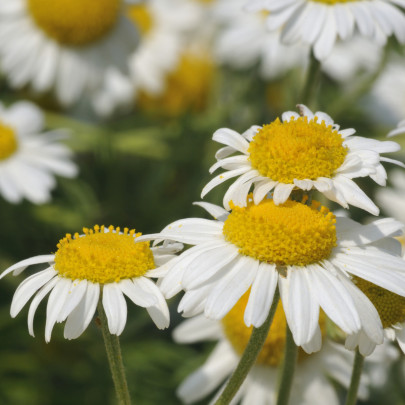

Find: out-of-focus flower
[388,120,405,138]
[0,0,138,111]
[140,198,405,350]
[94,0,202,116]
[246,0,405,60]
[0,101,77,204]
[203,104,403,215]
[174,292,382,404]
[213,0,308,79]
[0,226,182,341]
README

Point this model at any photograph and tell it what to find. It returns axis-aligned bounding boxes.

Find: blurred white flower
[0,0,138,112]
[246,0,405,60]
[173,294,392,404]
[94,0,202,116]
[213,0,309,79]
[0,226,181,341]
[0,101,77,204]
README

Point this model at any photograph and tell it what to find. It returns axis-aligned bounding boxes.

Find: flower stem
[345,349,365,405]
[215,287,280,405]
[97,301,132,405]
[276,323,298,405]
[300,51,322,108]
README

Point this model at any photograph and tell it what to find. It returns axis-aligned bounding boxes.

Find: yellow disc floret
[223,198,337,266]
[127,4,154,35]
[27,0,121,46]
[312,0,358,4]
[248,116,348,183]
[54,225,155,284]
[0,121,18,160]
[222,292,326,366]
[354,278,405,329]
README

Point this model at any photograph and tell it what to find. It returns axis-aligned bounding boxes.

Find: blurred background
[1,0,405,403]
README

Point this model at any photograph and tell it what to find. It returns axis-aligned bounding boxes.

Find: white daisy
[213,0,309,79]
[246,0,405,60]
[202,104,404,215]
[0,0,138,110]
[0,225,181,342]
[346,275,405,356]
[173,293,388,404]
[139,198,405,350]
[0,100,77,204]
[93,0,202,116]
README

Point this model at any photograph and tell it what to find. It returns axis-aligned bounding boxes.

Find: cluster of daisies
[1,0,405,404]
[2,102,405,403]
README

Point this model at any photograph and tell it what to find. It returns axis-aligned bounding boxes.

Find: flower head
[246,0,405,60]
[0,0,138,111]
[0,225,181,342]
[0,101,77,204]
[140,199,405,351]
[203,104,403,215]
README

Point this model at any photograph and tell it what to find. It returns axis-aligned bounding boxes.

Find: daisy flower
[346,276,405,356]
[140,198,405,350]
[202,104,404,215]
[0,0,138,110]
[0,101,77,204]
[213,0,309,80]
[0,225,181,342]
[245,0,405,60]
[174,292,386,404]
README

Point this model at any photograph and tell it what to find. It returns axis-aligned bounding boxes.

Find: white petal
[10,268,57,317]
[244,262,278,327]
[205,256,259,320]
[118,278,157,308]
[172,315,222,343]
[273,183,295,204]
[64,282,100,340]
[253,179,277,204]
[102,283,127,335]
[0,255,55,279]
[212,128,250,154]
[57,279,88,322]
[45,278,72,342]
[301,325,322,354]
[193,202,229,221]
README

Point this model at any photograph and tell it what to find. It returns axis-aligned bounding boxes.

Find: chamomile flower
[213,0,309,79]
[246,0,405,60]
[140,198,405,349]
[0,101,77,204]
[203,104,403,215]
[0,225,181,342]
[0,0,138,110]
[174,293,376,404]
[346,277,405,355]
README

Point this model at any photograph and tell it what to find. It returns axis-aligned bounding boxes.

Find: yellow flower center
[139,51,214,116]
[354,278,405,329]
[222,292,326,366]
[0,121,18,160]
[127,4,154,35]
[54,225,155,284]
[223,198,337,266]
[248,117,348,183]
[27,0,121,46]
[312,0,358,3]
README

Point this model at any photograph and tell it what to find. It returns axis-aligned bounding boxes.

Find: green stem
[215,288,280,405]
[344,349,365,405]
[276,323,298,405]
[98,301,132,405]
[300,51,322,108]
